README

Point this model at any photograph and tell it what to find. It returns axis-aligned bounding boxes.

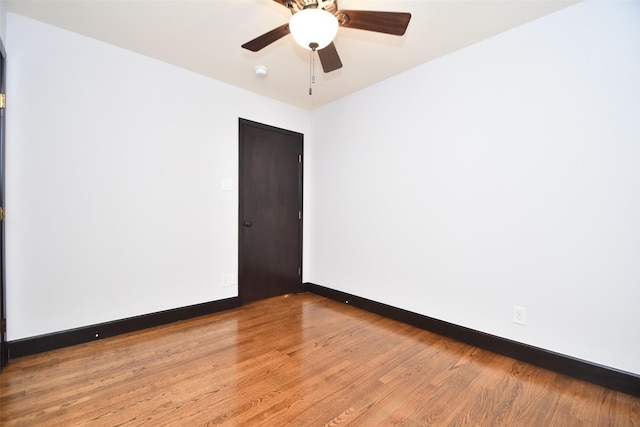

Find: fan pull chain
[312,51,316,84]
[309,42,319,96]
[309,49,313,95]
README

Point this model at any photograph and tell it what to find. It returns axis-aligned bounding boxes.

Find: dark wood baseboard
[303,282,640,397]
[8,297,240,359]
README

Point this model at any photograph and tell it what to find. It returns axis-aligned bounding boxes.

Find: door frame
[237,118,303,304]
[0,37,7,368]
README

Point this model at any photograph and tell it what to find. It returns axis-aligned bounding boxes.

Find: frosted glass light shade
[289,8,339,50]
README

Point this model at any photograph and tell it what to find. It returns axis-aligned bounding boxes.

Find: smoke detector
[254,65,268,77]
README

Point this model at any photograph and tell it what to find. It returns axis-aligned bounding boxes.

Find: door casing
[0,37,8,368]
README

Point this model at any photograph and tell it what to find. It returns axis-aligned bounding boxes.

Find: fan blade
[336,10,411,36]
[317,42,342,73]
[241,23,290,52]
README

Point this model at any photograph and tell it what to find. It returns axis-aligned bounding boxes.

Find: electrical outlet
[222,274,235,287]
[513,305,527,326]
[221,179,233,191]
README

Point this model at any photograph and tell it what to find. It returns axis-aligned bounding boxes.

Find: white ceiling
[6,0,580,110]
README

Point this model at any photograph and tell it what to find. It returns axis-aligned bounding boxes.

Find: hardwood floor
[1,293,638,426]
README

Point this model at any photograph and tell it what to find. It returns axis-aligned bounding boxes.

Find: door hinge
[298,154,302,163]
[0,207,4,222]
[0,93,5,109]
[298,211,302,220]
[298,267,301,276]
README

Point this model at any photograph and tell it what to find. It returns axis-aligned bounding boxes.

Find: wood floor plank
[1,293,638,426]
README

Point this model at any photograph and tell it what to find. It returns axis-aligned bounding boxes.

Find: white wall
[5,13,310,340]
[6,1,639,377]
[308,1,640,375]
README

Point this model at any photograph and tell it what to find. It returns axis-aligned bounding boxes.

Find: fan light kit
[242,0,411,94]
[289,8,338,51]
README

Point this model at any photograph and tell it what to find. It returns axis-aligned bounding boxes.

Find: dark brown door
[239,119,303,304]
[0,39,7,368]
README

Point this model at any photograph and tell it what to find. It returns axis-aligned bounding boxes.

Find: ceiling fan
[241,0,412,73]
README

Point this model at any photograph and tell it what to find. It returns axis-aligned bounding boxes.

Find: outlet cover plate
[221,179,233,191]
[222,274,235,287]
[513,305,527,326]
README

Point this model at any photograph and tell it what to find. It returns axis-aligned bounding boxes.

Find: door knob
[243,221,252,228]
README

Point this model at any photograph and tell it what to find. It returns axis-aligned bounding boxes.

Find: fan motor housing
[285,0,338,14]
